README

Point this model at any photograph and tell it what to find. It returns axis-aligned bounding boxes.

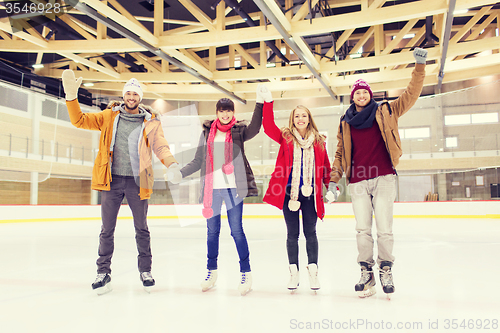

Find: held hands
[325,182,340,203]
[256,83,273,104]
[164,163,182,184]
[413,47,428,64]
[62,69,82,101]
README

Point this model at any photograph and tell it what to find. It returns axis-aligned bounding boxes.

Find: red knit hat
[351,79,373,100]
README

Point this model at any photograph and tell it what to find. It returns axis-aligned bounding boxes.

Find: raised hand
[256,83,273,103]
[413,48,428,65]
[62,69,82,101]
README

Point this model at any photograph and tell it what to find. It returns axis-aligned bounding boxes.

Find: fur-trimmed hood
[107,101,160,116]
[202,118,249,130]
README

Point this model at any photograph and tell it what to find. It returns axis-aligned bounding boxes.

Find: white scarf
[288,129,315,211]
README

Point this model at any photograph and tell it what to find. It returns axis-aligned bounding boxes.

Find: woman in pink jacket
[258,84,332,291]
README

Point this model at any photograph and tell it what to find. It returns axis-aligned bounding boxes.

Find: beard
[124,99,140,112]
[354,98,370,109]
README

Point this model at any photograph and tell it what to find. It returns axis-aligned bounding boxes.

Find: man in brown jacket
[329,48,427,299]
[62,70,181,295]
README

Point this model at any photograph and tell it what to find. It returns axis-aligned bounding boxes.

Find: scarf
[288,128,315,212]
[202,117,237,219]
[344,99,378,129]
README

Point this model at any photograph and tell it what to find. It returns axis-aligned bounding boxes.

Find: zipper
[379,110,398,175]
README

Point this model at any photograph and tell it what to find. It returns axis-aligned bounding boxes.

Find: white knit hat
[122,78,143,101]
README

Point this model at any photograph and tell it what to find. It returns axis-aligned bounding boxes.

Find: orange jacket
[66,100,177,199]
[331,64,426,184]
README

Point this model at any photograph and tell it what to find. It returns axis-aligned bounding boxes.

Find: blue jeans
[206,188,250,273]
[349,174,397,268]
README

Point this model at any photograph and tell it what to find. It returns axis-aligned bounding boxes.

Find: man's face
[123,91,141,112]
[217,109,234,125]
[352,89,371,109]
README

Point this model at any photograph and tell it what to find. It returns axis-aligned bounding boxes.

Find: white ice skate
[140,271,155,293]
[355,266,376,298]
[287,264,299,291]
[307,264,320,291]
[92,273,112,295]
[379,264,395,300]
[201,269,217,292]
[238,272,252,296]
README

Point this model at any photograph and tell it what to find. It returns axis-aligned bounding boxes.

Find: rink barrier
[0,201,499,223]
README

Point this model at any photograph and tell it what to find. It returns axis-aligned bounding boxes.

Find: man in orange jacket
[62,70,181,295]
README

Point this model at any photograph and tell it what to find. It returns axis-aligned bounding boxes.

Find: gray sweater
[111,108,145,176]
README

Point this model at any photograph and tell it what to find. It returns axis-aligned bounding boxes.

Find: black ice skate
[92,273,112,295]
[355,264,376,298]
[140,271,155,293]
[379,262,395,300]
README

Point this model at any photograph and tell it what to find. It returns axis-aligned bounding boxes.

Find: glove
[325,182,340,203]
[256,83,273,103]
[413,47,428,64]
[164,163,182,184]
[62,69,82,101]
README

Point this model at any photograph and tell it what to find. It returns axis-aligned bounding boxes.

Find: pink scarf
[202,117,236,218]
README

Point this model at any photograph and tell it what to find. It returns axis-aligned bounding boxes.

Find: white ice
[0,215,499,333]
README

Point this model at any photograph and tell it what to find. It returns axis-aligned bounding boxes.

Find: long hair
[282,105,325,148]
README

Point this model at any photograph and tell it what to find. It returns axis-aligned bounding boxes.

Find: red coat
[262,102,332,220]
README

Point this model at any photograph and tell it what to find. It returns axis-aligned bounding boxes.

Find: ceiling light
[32,64,44,69]
[453,9,468,15]
[83,82,94,87]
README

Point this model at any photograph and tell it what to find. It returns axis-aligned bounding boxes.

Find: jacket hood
[107,101,160,117]
[202,119,248,130]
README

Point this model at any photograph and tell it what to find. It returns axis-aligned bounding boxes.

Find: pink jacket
[262,102,332,220]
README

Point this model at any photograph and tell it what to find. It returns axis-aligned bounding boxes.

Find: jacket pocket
[93,158,110,187]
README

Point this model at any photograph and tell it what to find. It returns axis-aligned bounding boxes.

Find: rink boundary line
[1,214,499,224]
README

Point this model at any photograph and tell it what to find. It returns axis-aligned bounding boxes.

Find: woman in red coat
[258,84,332,291]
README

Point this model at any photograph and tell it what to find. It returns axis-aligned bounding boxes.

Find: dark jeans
[97,175,151,274]
[283,187,318,268]
[206,188,250,273]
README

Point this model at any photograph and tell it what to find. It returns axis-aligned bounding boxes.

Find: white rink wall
[0,201,499,223]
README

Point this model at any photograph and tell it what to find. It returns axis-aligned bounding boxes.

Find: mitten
[413,48,428,65]
[61,69,82,101]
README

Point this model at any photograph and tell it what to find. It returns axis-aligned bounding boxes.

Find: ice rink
[1,205,499,333]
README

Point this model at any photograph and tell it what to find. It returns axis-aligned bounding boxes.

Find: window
[444,112,499,126]
[399,127,430,139]
[444,114,471,125]
[471,112,498,124]
[446,137,458,148]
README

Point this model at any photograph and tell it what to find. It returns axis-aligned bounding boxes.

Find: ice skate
[238,272,252,296]
[140,271,155,293]
[355,265,376,298]
[307,264,320,291]
[379,262,395,300]
[92,273,112,295]
[201,269,217,292]
[287,264,299,291]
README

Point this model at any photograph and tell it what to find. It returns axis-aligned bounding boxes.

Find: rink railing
[1,201,499,224]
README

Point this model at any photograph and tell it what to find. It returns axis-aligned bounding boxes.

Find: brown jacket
[331,63,426,184]
[66,100,177,199]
